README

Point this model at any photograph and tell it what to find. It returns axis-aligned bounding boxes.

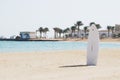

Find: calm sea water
[0,41,120,53]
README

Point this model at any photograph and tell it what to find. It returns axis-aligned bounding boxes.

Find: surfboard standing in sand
[87,23,99,66]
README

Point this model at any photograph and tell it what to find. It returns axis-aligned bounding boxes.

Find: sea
[0,41,120,53]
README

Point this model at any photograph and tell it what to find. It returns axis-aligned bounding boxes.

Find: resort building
[10,35,17,39]
[114,24,120,35]
[99,30,112,38]
[67,30,89,38]
[67,29,114,39]
[20,32,36,39]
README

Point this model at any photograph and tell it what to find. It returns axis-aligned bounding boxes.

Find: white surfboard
[87,24,99,66]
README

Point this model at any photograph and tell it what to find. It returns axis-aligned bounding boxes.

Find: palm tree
[63,29,66,38]
[96,24,101,29]
[76,21,83,38]
[36,30,39,38]
[84,26,88,38]
[58,28,63,38]
[43,27,49,38]
[63,28,70,38]
[90,22,101,29]
[57,28,60,38]
[111,26,115,35]
[53,27,60,39]
[53,27,57,39]
[39,27,43,38]
[107,26,111,37]
[71,26,76,38]
[66,28,70,31]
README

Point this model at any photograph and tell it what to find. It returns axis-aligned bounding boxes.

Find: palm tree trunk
[36,30,38,39]
[77,26,80,38]
[55,31,58,39]
[40,32,42,38]
[45,32,46,38]
[54,31,56,39]
[63,33,65,38]
[72,31,74,38]
[108,31,109,37]
[59,33,61,38]
[74,31,75,38]
[85,32,86,39]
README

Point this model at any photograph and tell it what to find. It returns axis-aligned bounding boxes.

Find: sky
[0,0,120,38]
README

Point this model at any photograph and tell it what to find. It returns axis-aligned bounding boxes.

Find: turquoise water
[0,41,120,53]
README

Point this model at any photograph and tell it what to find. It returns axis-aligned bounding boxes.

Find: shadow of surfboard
[59,64,92,68]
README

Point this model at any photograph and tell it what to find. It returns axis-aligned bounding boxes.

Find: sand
[63,38,120,42]
[0,49,120,80]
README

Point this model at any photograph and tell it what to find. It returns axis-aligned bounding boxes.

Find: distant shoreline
[0,39,60,41]
[0,38,119,42]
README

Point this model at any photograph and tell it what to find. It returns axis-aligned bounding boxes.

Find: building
[99,30,110,38]
[10,35,16,39]
[67,30,89,38]
[68,29,113,39]
[20,32,36,39]
[114,24,120,35]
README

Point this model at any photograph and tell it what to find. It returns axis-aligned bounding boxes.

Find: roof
[20,32,36,34]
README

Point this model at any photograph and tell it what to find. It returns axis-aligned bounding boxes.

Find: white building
[69,29,113,38]
[20,32,36,39]
[69,30,89,38]
[99,30,108,38]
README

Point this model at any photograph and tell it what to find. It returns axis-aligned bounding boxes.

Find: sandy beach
[0,48,120,80]
[63,38,120,42]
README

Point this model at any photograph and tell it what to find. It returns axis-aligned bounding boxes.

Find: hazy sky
[0,0,120,38]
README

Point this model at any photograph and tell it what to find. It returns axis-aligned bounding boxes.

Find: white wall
[29,33,36,39]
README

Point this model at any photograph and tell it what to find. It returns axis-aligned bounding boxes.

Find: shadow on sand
[59,64,91,68]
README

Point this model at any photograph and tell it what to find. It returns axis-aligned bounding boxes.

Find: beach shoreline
[62,38,120,42]
[0,38,120,42]
[0,48,120,80]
